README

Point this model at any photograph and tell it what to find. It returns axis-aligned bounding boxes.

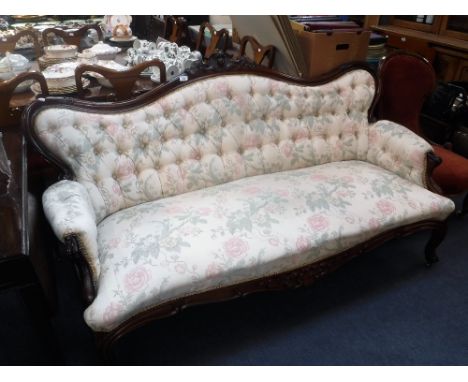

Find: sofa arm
[42,180,100,283]
[367,120,434,188]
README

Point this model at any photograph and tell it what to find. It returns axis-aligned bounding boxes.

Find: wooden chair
[239,35,276,69]
[0,71,55,196]
[164,16,188,45]
[0,71,48,129]
[195,22,230,59]
[41,24,103,51]
[0,29,42,58]
[377,50,468,216]
[75,59,167,101]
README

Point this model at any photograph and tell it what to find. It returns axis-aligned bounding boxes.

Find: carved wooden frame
[75,59,167,101]
[239,35,276,68]
[0,29,42,58]
[41,24,103,50]
[1,71,48,128]
[195,22,230,59]
[164,16,188,45]
[22,56,449,360]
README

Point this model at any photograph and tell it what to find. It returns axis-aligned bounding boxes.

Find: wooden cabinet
[434,46,468,82]
[384,29,435,62]
[370,16,468,82]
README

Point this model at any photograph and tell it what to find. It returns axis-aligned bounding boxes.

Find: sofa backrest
[31,69,375,222]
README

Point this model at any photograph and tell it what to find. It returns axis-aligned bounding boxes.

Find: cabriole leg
[457,193,468,218]
[425,223,447,267]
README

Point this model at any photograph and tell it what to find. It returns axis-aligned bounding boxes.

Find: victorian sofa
[23,57,455,358]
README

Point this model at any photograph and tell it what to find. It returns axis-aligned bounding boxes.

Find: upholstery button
[73,124,78,129]
[298,114,303,120]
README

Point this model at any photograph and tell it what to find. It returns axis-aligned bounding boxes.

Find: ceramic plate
[150,74,161,83]
[31,78,90,95]
[110,36,137,42]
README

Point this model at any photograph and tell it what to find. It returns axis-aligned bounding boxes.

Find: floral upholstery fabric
[36,69,455,333]
[367,120,433,188]
[34,70,375,222]
[42,180,100,279]
[83,161,454,332]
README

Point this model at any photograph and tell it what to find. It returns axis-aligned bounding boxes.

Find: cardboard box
[295,29,371,78]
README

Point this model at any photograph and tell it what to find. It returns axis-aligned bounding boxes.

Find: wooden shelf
[372,25,468,53]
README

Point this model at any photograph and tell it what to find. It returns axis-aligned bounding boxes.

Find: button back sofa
[23,58,455,358]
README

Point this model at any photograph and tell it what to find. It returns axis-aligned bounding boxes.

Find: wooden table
[0,128,60,360]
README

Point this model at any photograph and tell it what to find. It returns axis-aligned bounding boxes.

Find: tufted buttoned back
[33,70,375,222]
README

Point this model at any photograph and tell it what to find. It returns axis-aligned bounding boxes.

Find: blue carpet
[1,197,467,365]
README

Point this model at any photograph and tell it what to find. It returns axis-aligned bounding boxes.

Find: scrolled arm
[367,120,435,189]
[42,180,100,284]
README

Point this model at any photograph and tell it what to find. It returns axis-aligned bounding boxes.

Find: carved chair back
[164,16,188,45]
[42,25,103,51]
[0,72,48,129]
[195,22,229,59]
[0,29,42,58]
[75,59,166,101]
[377,50,436,137]
[239,35,276,69]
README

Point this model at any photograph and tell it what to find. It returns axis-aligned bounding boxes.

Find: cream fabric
[34,70,375,222]
[83,161,454,332]
[37,70,455,332]
[367,120,433,188]
[42,180,100,280]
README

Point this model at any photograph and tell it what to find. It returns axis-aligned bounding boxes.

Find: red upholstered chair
[377,50,468,216]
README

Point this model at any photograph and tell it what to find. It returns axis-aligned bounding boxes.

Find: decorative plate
[31,78,90,95]
[109,36,137,42]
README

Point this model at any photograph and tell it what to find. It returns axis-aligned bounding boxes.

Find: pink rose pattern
[377,199,396,216]
[205,263,223,279]
[307,215,329,231]
[102,302,123,326]
[223,237,249,259]
[124,266,151,294]
[296,236,310,252]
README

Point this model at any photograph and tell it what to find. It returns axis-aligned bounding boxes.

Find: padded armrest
[42,180,100,281]
[367,120,434,188]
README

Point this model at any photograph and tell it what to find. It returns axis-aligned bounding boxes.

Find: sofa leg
[95,332,118,364]
[424,223,447,267]
[456,193,468,218]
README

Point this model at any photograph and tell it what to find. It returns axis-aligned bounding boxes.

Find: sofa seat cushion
[84,160,454,332]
